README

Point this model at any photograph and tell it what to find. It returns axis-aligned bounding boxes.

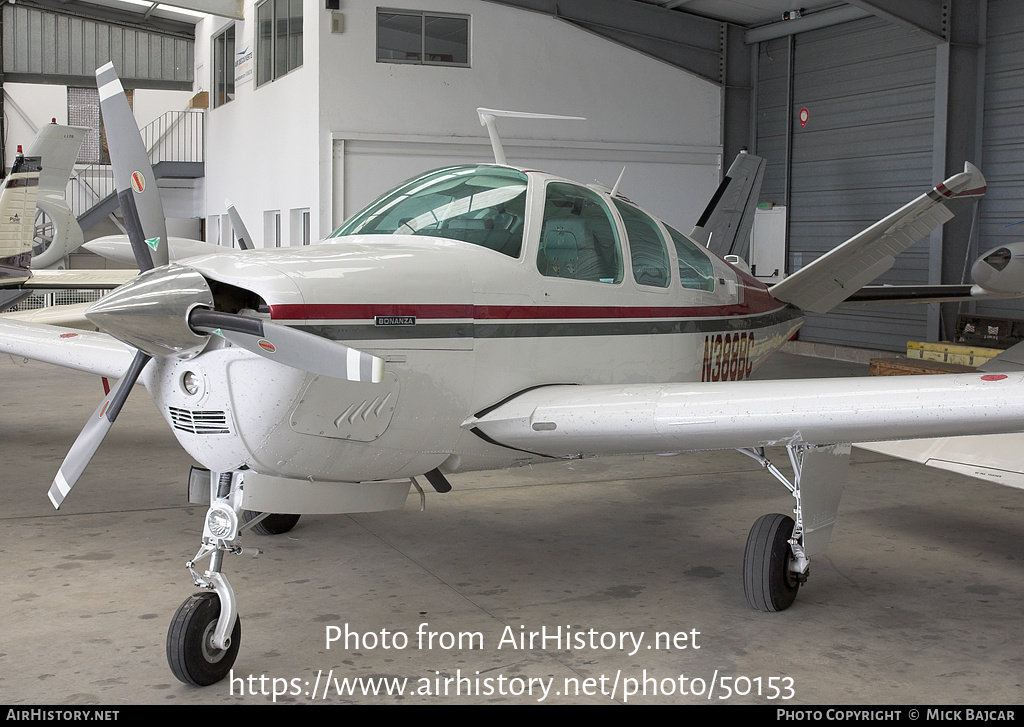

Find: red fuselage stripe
[269,299,786,322]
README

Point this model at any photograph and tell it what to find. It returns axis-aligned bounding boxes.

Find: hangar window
[613,199,670,288]
[665,224,715,292]
[212,24,235,108]
[538,183,623,284]
[330,166,527,257]
[69,86,123,164]
[257,0,303,87]
[377,9,470,67]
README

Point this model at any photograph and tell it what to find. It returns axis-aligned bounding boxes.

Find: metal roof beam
[743,5,872,44]
[481,0,725,84]
[155,0,243,21]
[845,0,948,42]
[16,0,196,37]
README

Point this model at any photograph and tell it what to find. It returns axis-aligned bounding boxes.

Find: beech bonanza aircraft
[2,63,1024,686]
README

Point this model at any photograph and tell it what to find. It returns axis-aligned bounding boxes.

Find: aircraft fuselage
[143,244,801,482]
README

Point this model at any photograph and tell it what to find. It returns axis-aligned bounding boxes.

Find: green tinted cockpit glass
[612,198,671,288]
[330,165,529,258]
[665,224,716,292]
[537,182,622,283]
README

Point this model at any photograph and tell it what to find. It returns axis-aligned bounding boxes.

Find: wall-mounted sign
[235,44,254,87]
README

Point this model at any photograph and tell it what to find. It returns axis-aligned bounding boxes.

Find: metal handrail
[67,109,205,220]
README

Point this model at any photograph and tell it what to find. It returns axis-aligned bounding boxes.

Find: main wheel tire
[743,513,800,612]
[242,510,301,535]
[167,592,241,686]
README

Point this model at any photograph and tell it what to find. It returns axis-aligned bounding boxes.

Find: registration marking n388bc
[702,332,754,382]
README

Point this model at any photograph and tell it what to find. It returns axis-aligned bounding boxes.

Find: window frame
[331,165,529,258]
[664,223,717,294]
[612,198,672,289]
[376,8,471,68]
[536,180,624,285]
[212,23,236,109]
[256,0,303,88]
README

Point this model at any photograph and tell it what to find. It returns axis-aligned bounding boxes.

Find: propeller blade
[48,350,151,509]
[188,309,384,383]
[225,199,253,250]
[95,62,169,271]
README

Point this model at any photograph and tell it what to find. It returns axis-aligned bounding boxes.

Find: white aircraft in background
[1,121,254,327]
[2,63,1024,687]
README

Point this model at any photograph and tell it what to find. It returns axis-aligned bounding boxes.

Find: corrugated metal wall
[975,0,1024,320]
[2,3,193,89]
[755,37,790,207]
[757,17,939,351]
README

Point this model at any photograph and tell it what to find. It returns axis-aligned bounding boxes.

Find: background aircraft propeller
[225,199,252,250]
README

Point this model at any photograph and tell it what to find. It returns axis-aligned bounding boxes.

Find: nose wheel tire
[167,592,241,686]
[743,513,800,612]
[242,510,301,535]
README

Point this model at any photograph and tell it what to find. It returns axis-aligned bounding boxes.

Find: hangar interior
[1,0,1023,706]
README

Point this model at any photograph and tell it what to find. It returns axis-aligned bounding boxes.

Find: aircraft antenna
[610,166,627,197]
[476,108,585,165]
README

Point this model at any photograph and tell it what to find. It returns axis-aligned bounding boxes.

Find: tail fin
[690,151,766,259]
[0,152,43,281]
[26,122,87,269]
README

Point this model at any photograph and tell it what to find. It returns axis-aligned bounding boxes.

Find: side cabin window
[330,166,528,257]
[537,182,622,283]
[665,224,716,292]
[612,198,670,288]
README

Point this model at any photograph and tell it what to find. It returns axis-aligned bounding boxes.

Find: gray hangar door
[756,17,939,352]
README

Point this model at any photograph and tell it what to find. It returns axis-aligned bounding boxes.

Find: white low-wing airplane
[2,64,1023,687]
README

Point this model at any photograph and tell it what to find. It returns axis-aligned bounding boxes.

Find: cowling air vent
[290,372,400,442]
[169,407,232,435]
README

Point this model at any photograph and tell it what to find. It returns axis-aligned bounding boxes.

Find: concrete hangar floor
[1,351,1022,705]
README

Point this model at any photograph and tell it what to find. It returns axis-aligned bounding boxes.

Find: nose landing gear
[167,591,242,686]
[167,471,257,686]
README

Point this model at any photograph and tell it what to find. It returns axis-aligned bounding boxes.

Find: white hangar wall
[196,1,321,248]
[3,83,193,165]
[198,0,723,247]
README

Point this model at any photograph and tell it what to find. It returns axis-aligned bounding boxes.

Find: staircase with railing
[69,109,204,232]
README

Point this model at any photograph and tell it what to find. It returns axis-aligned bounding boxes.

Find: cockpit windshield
[329,165,529,258]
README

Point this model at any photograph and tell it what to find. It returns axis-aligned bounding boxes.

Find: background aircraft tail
[0,152,43,309]
[689,150,766,259]
[26,123,87,269]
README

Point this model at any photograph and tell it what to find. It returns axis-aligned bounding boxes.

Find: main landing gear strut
[166,470,299,686]
[737,443,851,612]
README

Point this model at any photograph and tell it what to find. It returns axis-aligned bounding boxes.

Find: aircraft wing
[83,236,225,266]
[466,372,1024,458]
[857,435,1024,491]
[0,319,133,378]
[837,283,1021,306]
[2,301,96,330]
[769,163,986,313]
[12,269,138,289]
[853,339,1024,489]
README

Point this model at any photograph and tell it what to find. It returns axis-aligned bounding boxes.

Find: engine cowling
[971,241,1024,295]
